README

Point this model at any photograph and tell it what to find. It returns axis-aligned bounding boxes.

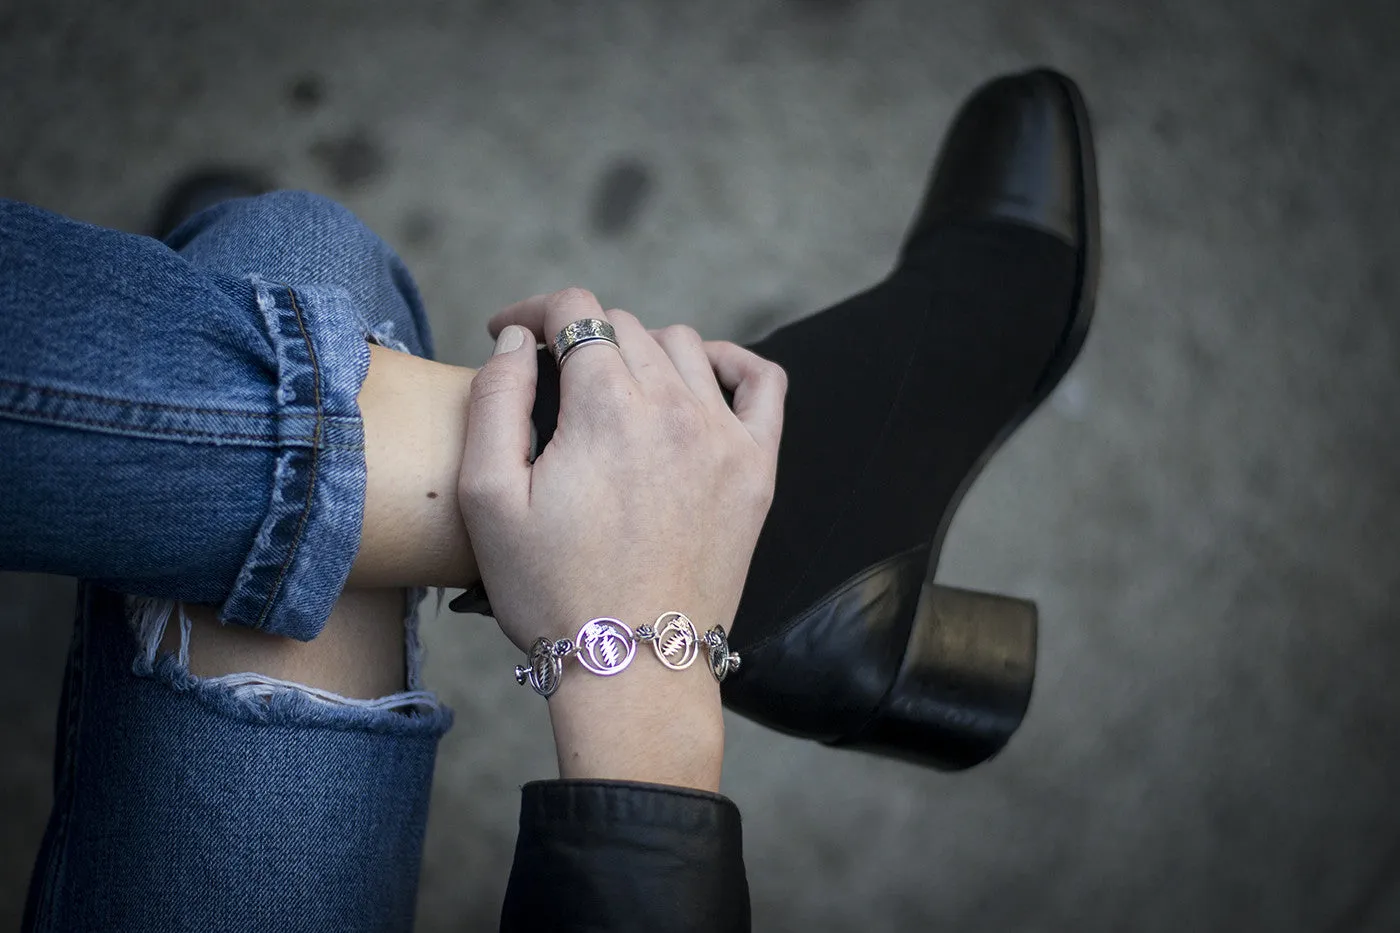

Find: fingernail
[494,325,525,355]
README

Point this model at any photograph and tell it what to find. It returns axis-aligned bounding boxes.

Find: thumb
[459,325,538,516]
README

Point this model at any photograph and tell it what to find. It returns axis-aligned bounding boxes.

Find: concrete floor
[3,0,1399,929]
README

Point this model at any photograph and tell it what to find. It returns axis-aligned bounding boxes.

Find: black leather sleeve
[500,779,751,933]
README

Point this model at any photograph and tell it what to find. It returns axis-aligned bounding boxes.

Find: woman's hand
[457,287,786,790]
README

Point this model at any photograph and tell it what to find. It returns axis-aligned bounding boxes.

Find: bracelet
[513,612,741,698]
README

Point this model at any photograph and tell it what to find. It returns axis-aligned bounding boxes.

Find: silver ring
[552,318,620,367]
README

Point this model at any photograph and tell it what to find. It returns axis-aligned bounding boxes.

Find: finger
[607,309,673,383]
[460,324,538,514]
[653,325,726,406]
[488,296,548,342]
[703,341,787,455]
[491,288,629,389]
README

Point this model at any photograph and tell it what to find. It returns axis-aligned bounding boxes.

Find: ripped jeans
[0,194,454,932]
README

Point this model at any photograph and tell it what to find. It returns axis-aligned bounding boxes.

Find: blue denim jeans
[1,193,454,932]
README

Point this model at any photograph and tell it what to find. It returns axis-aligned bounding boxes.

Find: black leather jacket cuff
[500,779,750,933]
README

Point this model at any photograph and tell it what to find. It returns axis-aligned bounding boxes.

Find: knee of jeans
[124,592,452,735]
[215,190,384,271]
[244,189,364,233]
[181,189,364,248]
[175,190,434,358]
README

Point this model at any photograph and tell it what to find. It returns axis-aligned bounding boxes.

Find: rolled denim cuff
[219,277,371,640]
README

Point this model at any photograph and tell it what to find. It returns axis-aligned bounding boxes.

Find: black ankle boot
[455,68,1098,771]
[723,67,1099,769]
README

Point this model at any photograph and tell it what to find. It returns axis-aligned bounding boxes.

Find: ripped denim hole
[126,594,442,718]
[365,320,411,354]
[404,586,446,691]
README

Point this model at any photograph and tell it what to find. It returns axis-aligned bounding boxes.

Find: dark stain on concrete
[310,128,387,189]
[400,208,440,248]
[288,74,325,110]
[589,157,654,237]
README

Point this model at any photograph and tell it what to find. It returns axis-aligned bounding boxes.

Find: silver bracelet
[513,612,741,698]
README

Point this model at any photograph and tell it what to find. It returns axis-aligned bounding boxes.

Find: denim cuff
[219,277,371,640]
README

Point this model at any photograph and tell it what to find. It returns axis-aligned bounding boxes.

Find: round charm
[704,626,740,683]
[523,637,563,697]
[651,612,700,671]
[575,618,637,676]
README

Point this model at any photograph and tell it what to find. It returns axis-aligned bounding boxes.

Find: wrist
[351,344,480,588]
[547,659,725,792]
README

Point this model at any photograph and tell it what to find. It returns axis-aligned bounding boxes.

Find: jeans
[1,193,454,932]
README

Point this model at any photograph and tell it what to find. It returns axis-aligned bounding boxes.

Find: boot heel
[834,584,1037,770]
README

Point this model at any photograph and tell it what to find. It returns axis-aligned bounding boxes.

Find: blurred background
[2,0,1399,929]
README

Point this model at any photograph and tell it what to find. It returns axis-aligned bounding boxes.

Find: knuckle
[553,286,598,310]
[765,360,789,394]
[661,324,701,346]
[608,308,639,329]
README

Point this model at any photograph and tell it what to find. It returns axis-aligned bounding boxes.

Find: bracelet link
[515,637,564,697]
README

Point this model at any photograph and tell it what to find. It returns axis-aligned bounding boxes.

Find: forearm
[348,345,482,588]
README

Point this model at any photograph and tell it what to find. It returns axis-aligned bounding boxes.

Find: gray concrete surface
[3,0,1399,929]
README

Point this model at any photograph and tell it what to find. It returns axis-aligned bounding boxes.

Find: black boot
[457,68,1099,771]
[723,68,1098,768]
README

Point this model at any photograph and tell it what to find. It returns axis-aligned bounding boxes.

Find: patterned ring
[551,318,620,367]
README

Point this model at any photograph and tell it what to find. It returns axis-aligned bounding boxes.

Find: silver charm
[704,626,741,683]
[518,637,563,697]
[575,618,637,676]
[634,624,656,641]
[651,611,700,671]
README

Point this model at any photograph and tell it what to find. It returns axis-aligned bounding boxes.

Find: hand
[460,287,785,654]
[458,287,786,789]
